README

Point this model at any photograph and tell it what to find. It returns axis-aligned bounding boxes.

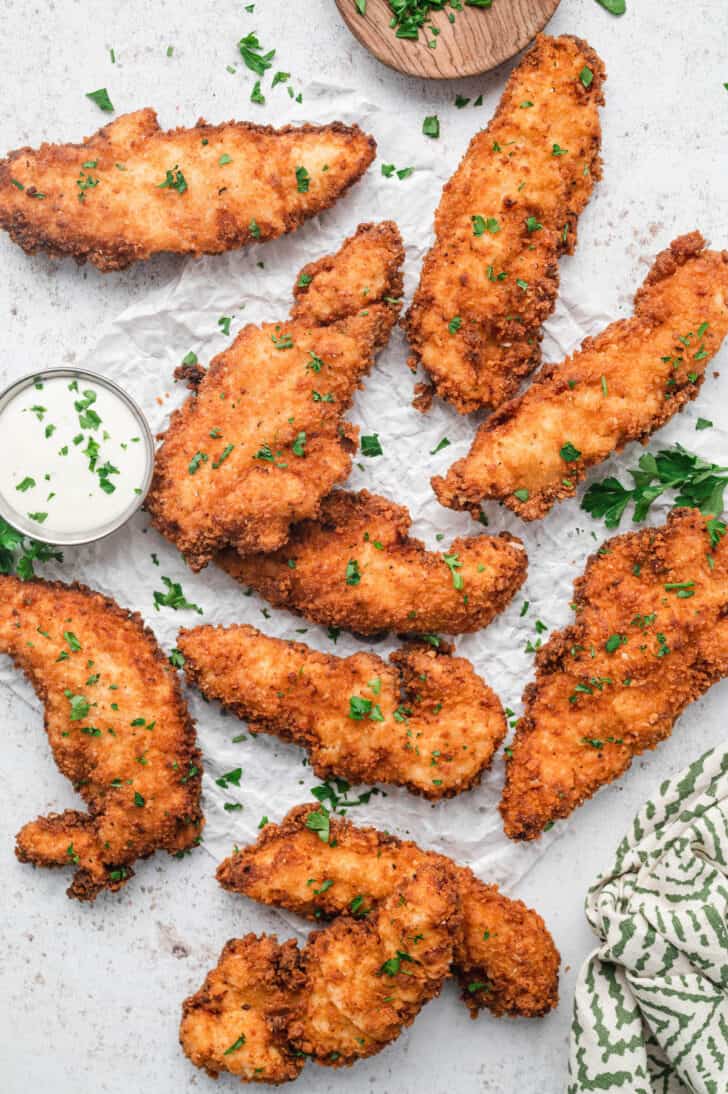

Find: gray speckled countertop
[1,1,726,1091]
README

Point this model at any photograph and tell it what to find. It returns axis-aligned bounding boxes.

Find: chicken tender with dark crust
[177,624,506,800]
[0,109,376,270]
[0,576,203,900]
[435,233,728,519]
[180,935,306,1085]
[217,489,527,635]
[147,224,404,571]
[217,804,560,1019]
[500,508,728,840]
[404,35,605,414]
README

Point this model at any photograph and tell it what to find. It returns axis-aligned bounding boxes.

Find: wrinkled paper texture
[1,83,726,899]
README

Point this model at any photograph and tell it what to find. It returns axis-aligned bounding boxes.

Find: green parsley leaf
[361,434,383,458]
[305,807,330,843]
[422,115,440,138]
[448,316,462,334]
[579,66,594,88]
[345,559,361,586]
[157,166,187,194]
[472,215,499,236]
[86,88,114,112]
[595,0,626,13]
[295,166,310,192]
[238,32,275,76]
[560,442,581,463]
[430,437,450,456]
[153,576,203,614]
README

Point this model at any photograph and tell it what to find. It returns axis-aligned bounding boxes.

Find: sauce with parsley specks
[0,370,153,542]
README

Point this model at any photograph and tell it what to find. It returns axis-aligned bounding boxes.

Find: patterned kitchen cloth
[568,748,728,1094]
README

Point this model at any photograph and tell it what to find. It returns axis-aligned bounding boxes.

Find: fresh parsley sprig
[582,444,728,529]
[0,518,62,581]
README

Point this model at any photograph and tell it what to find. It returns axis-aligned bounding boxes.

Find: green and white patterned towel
[568,748,728,1094]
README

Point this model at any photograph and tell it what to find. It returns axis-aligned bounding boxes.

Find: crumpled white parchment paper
[1,82,726,896]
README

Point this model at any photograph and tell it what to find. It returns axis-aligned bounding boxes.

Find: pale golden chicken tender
[177,624,506,799]
[146,223,404,571]
[435,232,728,519]
[0,576,203,900]
[0,109,376,270]
[405,34,605,414]
[180,934,306,1085]
[500,508,728,840]
[287,860,458,1066]
[217,489,527,635]
[180,862,458,1083]
[217,804,560,1019]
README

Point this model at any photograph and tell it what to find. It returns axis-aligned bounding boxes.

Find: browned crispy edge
[4,575,204,898]
[0,117,377,270]
[403,34,606,414]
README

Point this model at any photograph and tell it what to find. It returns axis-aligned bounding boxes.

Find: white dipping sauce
[0,374,151,540]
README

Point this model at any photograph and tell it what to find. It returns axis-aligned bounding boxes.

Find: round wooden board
[335,0,562,79]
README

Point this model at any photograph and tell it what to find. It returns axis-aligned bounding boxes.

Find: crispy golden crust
[404,35,605,414]
[217,489,527,635]
[180,934,306,1085]
[435,232,728,518]
[146,223,404,570]
[217,804,560,1019]
[177,624,506,800]
[500,508,728,840]
[0,575,203,900]
[181,863,457,1082]
[0,109,376,270]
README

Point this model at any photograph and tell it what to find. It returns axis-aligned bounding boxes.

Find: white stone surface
[0,1,726,1091]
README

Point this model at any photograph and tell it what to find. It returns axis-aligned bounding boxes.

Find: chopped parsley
[345,559,361,586]
[361,434,383,457]
[157,166,187,194]
[422,115,440,138]
[153,577,203,614]
[295,166,310,192]
[86,88,114,112]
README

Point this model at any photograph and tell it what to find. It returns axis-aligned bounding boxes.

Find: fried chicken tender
[404,35,605,414]
[217,489,527,635]
[180,935,306,1085]
[177,624,506,799]
[500,508,728,840]
[217,804,560,1019]
[180,861,458,1082]
[435,232,728,519]
[146,224,404,571]
[0,109,376,270]
[0,576,203,900]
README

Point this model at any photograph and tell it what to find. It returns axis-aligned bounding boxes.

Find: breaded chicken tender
[500,508,728,840]
[404,35,605,414]
[177,624,506,799]
[217,804,560,1019]
[435,233,728,519]
[0,576,203,900]
[180,861,458,1082]
[180,934,306,1085]
[217,489,527,635]
[0,109,376,270]
[146,224,404,571]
